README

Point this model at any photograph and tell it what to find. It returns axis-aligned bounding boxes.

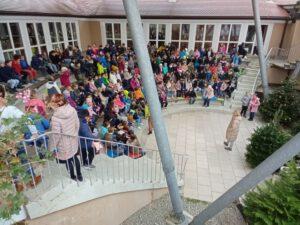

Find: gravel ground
[121,194,246,225]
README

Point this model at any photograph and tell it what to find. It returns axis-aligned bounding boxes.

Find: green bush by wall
[243,162,300,225]
[259,80,300,128]
[245,123,291,168]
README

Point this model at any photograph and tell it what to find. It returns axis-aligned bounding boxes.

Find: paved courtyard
[143,105,261,202]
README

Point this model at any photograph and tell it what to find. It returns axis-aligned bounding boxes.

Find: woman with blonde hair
[224,109,242,151]
[49,94,82,181]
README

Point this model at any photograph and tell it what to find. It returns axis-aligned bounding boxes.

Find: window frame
[48,22,65,50]
[194,24,215,50]
[171,23,190,50]
[149,23,166,47]
[105,22,122,46]
[66,22,79,47]
[0,22,25,60]
[218,23,242,53]
[26,22,47,56]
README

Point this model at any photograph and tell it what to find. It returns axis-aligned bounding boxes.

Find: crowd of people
[0,41,250,184]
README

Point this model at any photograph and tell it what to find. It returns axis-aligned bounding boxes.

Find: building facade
[0,0,299,64]
[0,16,281,62]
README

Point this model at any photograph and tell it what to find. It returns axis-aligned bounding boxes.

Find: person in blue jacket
[23,105,50,159]
[78,109,96,169]
[232,53,241,67]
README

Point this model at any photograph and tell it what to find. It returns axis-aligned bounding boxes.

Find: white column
[264,24,273,54]
[120,21,127,46]
[75,21,81,49]
[239,23,248,44]
[166,23,172,45]
[43,21,52,53]
[62,22,69,48]
[100,21,106,46]
[0,42,4,62]
[19,21,32,63]
[212,23,221,51]
[189,23,196,50]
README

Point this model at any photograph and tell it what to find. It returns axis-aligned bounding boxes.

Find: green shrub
[243,162,300,225]
[245,123,291,168]
[259,80,300,127]
[291,120,300,136]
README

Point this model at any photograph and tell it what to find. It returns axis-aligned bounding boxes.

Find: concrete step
[240,75,256,81]
[244,71,258,76]
[238,83,253,89]
[239,79,256,86]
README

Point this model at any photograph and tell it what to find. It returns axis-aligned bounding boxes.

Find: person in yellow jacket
[134,88,144,100]
[97,62,105,75]
[144,103,153,135]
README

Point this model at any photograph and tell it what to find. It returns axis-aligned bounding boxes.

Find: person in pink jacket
[248,93,260,121]
[203,84,214,107]
[25,90,46,117]
[49,94,82,181]
[60,67,71,88]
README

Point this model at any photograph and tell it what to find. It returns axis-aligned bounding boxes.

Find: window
[10,23,23,49]
[48,22,65,50]
[149,24,166,47]
[245,25,255,54]
[127,23,132,48]
[171,24,190,49]
[245,25,268,54]
[0,23,25,60]
[26,23,47,55]
[194,24,214,49]
[66,22,78,47]
[219,24,241,53]
[105,23,122,46]
[0,23,12,50]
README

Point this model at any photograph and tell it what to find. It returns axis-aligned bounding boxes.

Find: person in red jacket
[11,55,28,84]
[60,67,71,88]
[20,55,37,83]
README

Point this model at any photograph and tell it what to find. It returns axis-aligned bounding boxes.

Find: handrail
[12,132,188,193]
[251,47,274,94]
[288,43,300,62]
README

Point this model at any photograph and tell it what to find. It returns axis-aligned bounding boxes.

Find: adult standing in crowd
[224,109,242,151]
[49,94,82,182]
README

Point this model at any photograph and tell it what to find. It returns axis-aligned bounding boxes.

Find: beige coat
[226,115,242,142]
[49,104,80,160]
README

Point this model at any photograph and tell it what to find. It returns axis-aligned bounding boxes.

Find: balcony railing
[8,132,188,219]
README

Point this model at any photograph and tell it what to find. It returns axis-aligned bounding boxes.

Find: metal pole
[189,133,300,225]
[252,0,270,97]
[122,0,185,221]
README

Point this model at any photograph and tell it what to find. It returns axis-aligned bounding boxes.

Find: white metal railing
[9,132,188,200]
[288,43,300,62]
[268,47,289,62]
[251,48,274,94]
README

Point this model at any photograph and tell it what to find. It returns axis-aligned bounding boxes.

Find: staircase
[230,56,260,109]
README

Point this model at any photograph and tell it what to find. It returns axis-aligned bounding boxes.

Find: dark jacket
[0,66,19,82]
[31,55,43,70]
[79,118,97,149]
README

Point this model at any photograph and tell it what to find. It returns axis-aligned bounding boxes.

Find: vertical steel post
[123,0,184,221]
[252,0,270,97]
[122,0,185,221]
